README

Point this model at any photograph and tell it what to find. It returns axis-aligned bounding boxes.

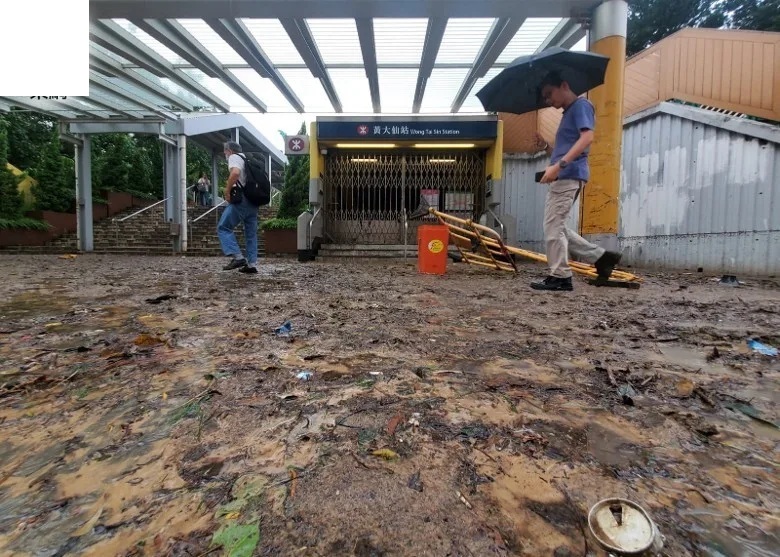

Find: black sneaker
[595,251,622,280]
[223,258,247,271]
[239,266,258,274]
[530,276,573,291]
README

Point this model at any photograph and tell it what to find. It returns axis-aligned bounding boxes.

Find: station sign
[317,120,498,141]
[284,135,310,155]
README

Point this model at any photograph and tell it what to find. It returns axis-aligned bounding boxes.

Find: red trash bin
[417,224,448,275]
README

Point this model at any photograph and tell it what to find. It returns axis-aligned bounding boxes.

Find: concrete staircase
[317,244,419,261]
[2,203,277,256]
[187,204,277,256]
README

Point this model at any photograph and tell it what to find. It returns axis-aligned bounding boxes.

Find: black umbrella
[476,47,610,115]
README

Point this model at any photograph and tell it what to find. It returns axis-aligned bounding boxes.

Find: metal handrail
[403,209,408,260]
[270,187,282,206]
[486,208,505,242]
[114,197,168,223]
[114,185,197,223]
[308,206,322,250]
[190,201,226,224]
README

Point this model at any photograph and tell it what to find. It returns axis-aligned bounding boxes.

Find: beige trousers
[544,179,605,278]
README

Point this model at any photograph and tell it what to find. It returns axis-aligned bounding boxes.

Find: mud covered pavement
[0,254,778,557]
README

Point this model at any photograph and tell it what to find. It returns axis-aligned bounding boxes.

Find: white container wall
[620,103,780,275]
[498,103,780,275]
[497,153,579,253]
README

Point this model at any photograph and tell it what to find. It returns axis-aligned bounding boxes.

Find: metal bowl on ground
[587,498,657,555]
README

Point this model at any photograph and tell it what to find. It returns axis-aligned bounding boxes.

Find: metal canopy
[91,1,599,19]
[0,0,596,122]
[165,113,288,170]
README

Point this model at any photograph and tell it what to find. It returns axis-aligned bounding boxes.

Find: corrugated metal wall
[620,107,780,275]
[498,104,780,275]
[497,154,579,253]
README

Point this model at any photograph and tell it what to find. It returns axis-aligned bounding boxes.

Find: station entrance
[323,149,485,245]
[312,116,503,247]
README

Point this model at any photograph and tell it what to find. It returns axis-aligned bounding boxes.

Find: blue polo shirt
[550,98,595,182]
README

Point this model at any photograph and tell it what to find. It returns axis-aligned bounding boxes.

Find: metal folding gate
[323,151,485,245]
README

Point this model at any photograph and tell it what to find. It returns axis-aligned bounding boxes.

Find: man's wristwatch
[558,160,568,169]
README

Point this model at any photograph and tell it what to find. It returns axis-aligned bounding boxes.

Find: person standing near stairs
[218,141,259,275]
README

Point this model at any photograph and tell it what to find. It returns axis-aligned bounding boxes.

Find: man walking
[532,72,621,292]
[218,141,259,275]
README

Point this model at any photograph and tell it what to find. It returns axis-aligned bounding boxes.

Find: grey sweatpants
[544,179,605,278]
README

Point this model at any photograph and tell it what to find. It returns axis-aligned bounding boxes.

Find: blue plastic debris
[747,339,778,357]
[296,370,313,381]
[274,320,292,336]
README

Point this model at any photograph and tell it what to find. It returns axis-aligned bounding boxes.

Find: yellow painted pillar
[581,0,627,246]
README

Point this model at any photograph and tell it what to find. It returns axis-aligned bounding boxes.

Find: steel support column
[75,135,93,252]
[211,150,221,207]
[178,134,188,252]
[164,143,177,222]
[581,0,627,250]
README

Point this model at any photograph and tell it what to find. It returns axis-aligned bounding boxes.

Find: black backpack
[236,153,271,207]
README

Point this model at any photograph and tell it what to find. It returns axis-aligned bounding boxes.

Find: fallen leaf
[408,471,423,492]
[162,392,168,401]
[386,414,403,436]
[72,505,103,537]
[58,254,78,260]
[44,322,63,329]
[211,522,259,557]
[223,511,240,520]
[676,379,695,398]
[456,490,473,509]
[371,449,399,460]
[134,334,165,347]
[725,402,780,429]
[289,469,298,498]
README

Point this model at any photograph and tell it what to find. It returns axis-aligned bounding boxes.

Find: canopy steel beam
[67,121,166,134]
[0,97,80,119]
[128,19,268,112]
[355,18,381,113]
[131,61,525,70]
[90,47,196,111]
[206,19,304,112]
[131,19,223,78]
[280,19,343,113]
[91,0,598,20]
[49,98,111,119]
[535,17,586,52]
[90,72,177,120]
[412,18,448,113]
[90,20,231,112]
[450,17,526,113]
[76,93,140,119]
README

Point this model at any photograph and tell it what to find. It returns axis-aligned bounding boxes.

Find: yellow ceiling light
[414,143,475,148]
[429,158,456,163]
[336,143,396,148]
[351,158,378,162]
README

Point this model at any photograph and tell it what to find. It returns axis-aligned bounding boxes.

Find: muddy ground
[0,254,778,557]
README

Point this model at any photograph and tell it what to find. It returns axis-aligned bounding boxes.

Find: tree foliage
[0,119,24,220]
[278,123,309,220]
[30,129,76,213]
[2,112,55,170]
[627,0,780,56]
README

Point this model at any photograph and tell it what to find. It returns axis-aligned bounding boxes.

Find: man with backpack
[218,141,271,274]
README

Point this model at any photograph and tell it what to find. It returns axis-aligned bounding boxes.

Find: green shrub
[0,217,50,230]
[261,217,297,230]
